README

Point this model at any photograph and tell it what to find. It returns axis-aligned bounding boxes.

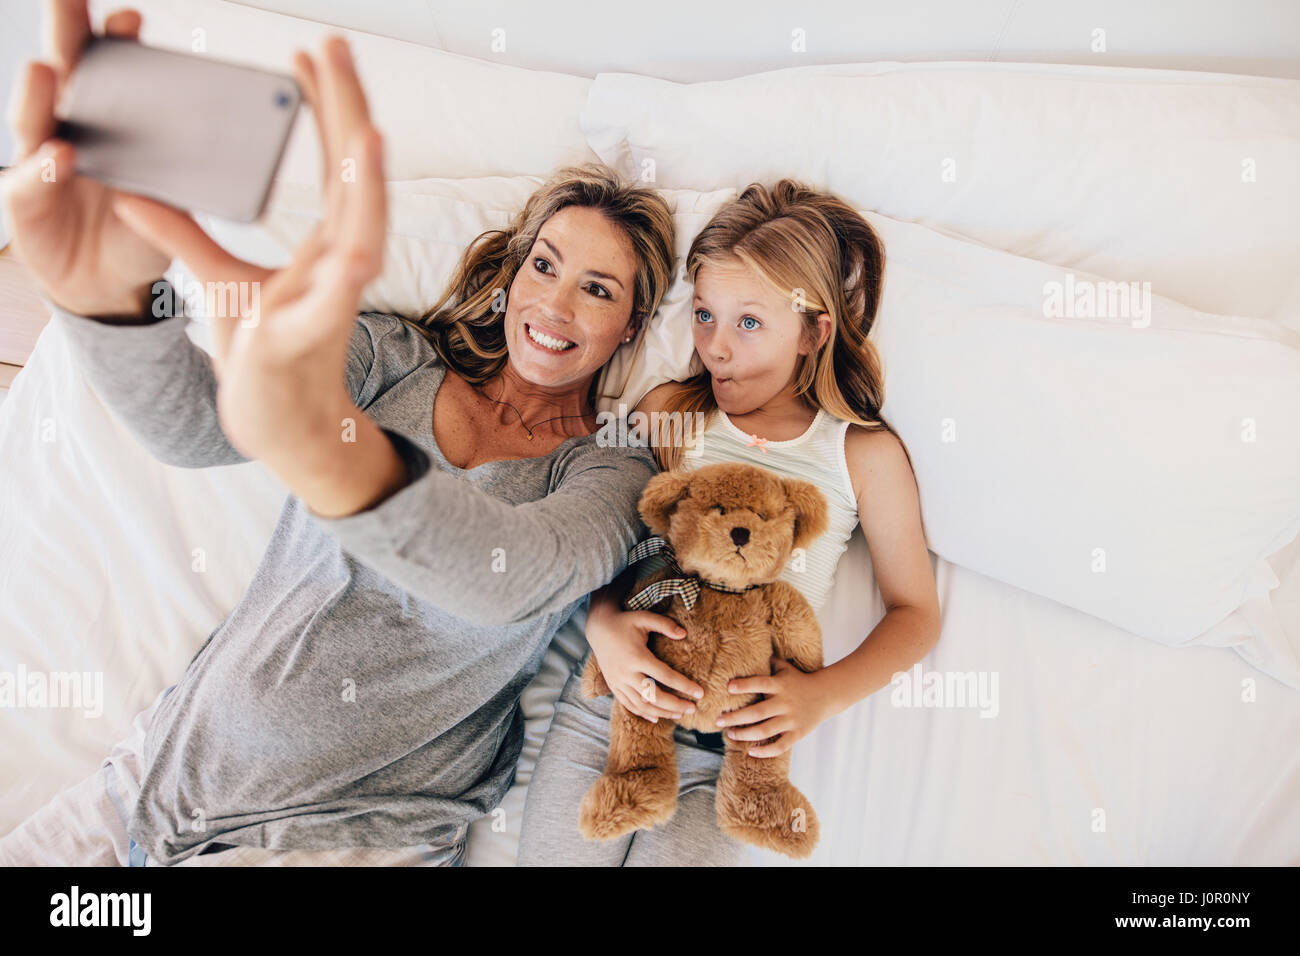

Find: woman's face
[504,205,641,391]
[692,257,817,414]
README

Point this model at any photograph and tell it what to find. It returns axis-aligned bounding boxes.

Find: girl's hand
[719,657,832,757]
[110,35,385,463]
[586,605,704,722]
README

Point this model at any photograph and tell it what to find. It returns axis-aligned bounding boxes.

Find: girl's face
[692,257,823,414]
[504,205,641,390]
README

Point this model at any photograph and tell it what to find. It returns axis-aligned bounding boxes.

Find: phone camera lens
[274,91,291,108]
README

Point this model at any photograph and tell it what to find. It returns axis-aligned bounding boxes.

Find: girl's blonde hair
[653,179,906,472]
[413,163,676,411]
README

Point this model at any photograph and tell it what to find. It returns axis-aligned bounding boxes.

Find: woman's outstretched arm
[49,269,657,626]
[48,288,388,471]
[49,286,249,468]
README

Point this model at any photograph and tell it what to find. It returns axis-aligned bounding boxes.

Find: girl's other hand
[585,606,703,722]
[719,656,833,757]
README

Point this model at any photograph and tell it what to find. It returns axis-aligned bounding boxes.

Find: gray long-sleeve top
[49,289,656,864]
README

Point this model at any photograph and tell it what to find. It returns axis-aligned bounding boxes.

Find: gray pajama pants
[0,685,467,867]
[517,653,750,866]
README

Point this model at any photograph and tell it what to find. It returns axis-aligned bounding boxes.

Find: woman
[0,3,673,866]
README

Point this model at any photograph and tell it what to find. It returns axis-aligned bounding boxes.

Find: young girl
[516,180,942,866]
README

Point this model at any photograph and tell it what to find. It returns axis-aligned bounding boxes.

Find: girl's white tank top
[678,406,860,612]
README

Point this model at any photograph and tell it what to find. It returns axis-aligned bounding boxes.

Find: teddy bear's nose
[730,526,750,547]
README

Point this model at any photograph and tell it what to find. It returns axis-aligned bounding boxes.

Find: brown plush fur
[579,462,829,859]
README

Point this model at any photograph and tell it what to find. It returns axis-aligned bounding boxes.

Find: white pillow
[119,0,598,182]
[863,212,1300,646]
[579,64,1300,325]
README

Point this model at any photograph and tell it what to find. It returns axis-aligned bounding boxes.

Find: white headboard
[231,0,1300,81]
[3,0,1298,168]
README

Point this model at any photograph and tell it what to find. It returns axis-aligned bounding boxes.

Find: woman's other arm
[314,437,661,628]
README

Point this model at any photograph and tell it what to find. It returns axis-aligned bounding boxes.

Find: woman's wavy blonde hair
[652,179,908,473]
[412,163,676,412]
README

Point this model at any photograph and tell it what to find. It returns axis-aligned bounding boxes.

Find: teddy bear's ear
[638,471,694,536]
[783,477,830,552]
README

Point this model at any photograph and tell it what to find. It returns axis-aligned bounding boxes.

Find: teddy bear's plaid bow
[623,535,758,612]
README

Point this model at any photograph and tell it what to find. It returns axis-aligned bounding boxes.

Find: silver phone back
[56,36,301,222]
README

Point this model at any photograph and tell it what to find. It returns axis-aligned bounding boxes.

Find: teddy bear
[578,460,830,859]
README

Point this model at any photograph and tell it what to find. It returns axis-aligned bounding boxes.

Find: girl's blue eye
[740,316,760,330]
[695,309,713,324]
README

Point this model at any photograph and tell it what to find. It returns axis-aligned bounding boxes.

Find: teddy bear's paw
[577,768,678,841]
[718,784,821,859]
[580,659,611,698]
[721,818,820,859]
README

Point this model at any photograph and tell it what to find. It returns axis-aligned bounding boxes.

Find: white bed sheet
[2,314,1297,865]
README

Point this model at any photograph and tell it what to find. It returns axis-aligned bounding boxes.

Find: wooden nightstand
[0,241,53,388]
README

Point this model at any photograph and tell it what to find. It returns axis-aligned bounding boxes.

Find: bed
[2,0,1298,866]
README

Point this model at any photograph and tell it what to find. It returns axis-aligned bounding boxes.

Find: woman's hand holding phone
[113,35,388,464]
[8,2,406,518]
[4,2,170,318]
[116,35,404,518]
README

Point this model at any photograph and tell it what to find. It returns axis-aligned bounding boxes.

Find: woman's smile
[523,322,578,354]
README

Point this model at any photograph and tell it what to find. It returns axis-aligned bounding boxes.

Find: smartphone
[54,35,301,222]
